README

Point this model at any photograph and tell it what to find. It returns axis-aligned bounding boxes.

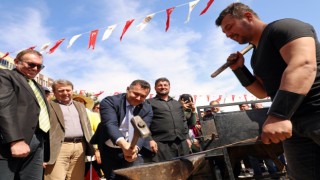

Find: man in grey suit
[44,79,93,180]
[0,49,50,180]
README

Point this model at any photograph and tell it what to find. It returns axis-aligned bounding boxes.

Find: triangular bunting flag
[165,7,175,32]
[79,90,86,95]
[88,30,99,50]
[120,19,135,41]
[244,94,248,101]
[40,43,51,53]
[102,24,117,41]
[48,38,65,54]
[28,46,37,50]
[67,34,82,49]
[207,95,210,102]
[93,91,104,97]
[136,13,155,32]
[185,0,200,23]
[1,52,9,59]
[193,95,197,104]
[216,95,222,102]
[200,0,214,15]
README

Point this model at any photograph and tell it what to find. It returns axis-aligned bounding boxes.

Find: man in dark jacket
[148,77,190,162]
[0,49,50,180]
[90,79,153,180]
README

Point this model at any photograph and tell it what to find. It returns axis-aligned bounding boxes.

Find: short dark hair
[155,77,170,86]
[129,79,151,90]
[15,49,43,62]
[215,2,259,26]
[179,94,193,102]
[93,101,100,109]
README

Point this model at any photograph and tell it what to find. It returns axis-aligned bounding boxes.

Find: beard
[156,90,169,96]
[238,22,252,44]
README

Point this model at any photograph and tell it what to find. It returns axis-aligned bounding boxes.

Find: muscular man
[0,49,50,180]
[216,3,320,179]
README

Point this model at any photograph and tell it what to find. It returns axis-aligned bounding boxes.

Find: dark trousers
[152,138,190,162]
[0,133,44,180]
[100,145,144,180]
[285,113,320,180]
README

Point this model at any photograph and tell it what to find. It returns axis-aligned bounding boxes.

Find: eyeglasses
[23,61,45,70]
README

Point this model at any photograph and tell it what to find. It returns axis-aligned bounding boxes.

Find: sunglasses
[23,61,45,70]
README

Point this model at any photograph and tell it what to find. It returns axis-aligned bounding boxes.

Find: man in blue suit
[90,79,153,179]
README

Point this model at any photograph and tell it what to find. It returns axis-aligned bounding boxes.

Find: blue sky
[1,0,319,105]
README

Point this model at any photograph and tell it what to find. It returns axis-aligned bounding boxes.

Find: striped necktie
[28,79,50,132]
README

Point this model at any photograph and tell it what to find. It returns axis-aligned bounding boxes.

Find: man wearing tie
[0,49,50,180]
[90,79,153,180]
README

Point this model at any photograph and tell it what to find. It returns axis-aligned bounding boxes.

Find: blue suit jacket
[90,93,153,149]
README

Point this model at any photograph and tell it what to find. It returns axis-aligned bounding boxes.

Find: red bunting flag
[28,46,37,50]
[165,7,175,32]
[1,52,9,59]
[120,19,135,41]
[79,90,86,95]
[48,38,65,54]
[200,0,214,15]
[88,29,99,50]
[244,94,248,101]
[93,91,104,97]
[216,95,222,102]
[193,95,197,104]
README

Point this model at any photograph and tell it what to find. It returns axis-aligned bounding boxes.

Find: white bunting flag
[102,24,117,41]
[67,34,82,49]
[136,13,155,32]
[185,0,200,23]
[40,42,51,53]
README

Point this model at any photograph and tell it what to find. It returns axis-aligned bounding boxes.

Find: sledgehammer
[129,116,151,150]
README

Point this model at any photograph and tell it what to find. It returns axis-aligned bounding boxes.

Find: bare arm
[228,52,268,98]
[279,37,316,93]
[262,37,317,144]
[246,78,268,99]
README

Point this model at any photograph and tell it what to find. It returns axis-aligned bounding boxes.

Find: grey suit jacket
[47,100,93,164]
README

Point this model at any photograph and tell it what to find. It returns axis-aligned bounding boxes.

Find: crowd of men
[1,2,320,180]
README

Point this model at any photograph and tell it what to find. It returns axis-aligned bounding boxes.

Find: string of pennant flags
[1,0,215,59]
[77,88,270,106]
[92,90,270,105]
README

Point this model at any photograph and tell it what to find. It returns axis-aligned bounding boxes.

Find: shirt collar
[55,99,73,106]
[154,95,173,101]
[126,100,135,108]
